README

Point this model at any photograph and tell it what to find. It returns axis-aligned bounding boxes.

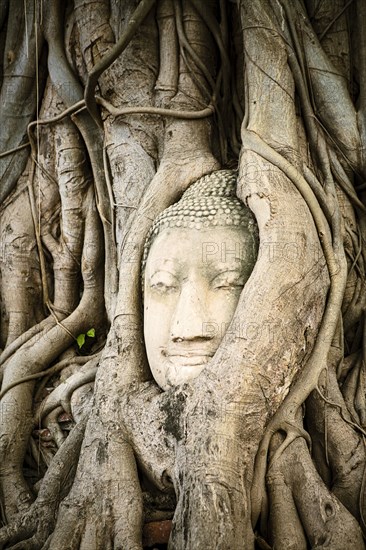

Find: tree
[0,0,365,548]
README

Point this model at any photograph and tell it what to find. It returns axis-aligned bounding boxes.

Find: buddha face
[143,226,256,390]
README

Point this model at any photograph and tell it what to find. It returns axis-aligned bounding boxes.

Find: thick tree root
[267,436,365,549]
[0,417,87,550]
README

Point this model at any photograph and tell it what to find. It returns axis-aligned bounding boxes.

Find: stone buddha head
[142,170,258,390]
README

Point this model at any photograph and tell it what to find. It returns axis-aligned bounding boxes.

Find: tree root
[0,355,95,402]
[0,416,87,550]
[97,96,215,120]
[84,0,157,126]
[45,417,143,550]
[241,130,348,527]
[34,359,98,422]
[0,189,104,520]
[267,436,365,549]
[306,365,366,524]
[0,318,54,369]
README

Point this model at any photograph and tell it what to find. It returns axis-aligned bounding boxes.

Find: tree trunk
[0,1,365,548]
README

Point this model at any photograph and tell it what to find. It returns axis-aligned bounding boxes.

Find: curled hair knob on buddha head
[142,169,259,276]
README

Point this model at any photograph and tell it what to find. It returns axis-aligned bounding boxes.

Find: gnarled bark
[0,1,366,549]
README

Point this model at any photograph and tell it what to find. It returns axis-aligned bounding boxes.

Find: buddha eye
[149,271,179,294]
[212,271,245,290]
[150,281,178,294]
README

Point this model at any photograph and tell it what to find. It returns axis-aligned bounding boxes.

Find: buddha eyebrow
[148,261,182,277]
[148,258,182,271]
[149,266,178,276]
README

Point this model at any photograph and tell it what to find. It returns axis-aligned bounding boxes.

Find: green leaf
[86,328,95,338]
[77,333,85,348]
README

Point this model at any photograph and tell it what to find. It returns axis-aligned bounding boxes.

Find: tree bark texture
[0,1,365,549]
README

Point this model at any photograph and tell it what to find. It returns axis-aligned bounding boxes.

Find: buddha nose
[170,282,211,342]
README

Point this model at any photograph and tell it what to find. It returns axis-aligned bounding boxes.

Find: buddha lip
[165,353,213,367]
[162,349,214,358]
